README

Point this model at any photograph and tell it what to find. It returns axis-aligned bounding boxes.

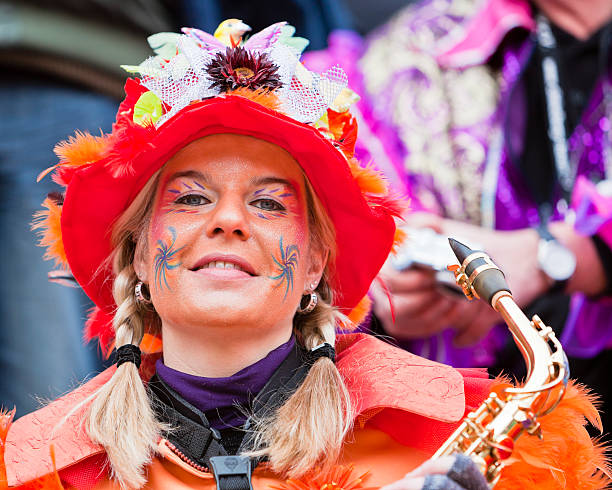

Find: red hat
[33,22,404,352]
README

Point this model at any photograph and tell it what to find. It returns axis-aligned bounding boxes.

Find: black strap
[238,343,310,455]
[149,375,228,467]
[149,342,313,489]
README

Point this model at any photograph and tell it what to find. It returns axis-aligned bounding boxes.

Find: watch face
[538,239,577,281]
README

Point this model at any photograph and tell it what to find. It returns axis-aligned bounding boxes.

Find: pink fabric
[572,176,612,248]
[5,369,112,486]
[437,0,535,68]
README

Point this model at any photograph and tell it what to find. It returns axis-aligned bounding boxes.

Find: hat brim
[62,96,395,315]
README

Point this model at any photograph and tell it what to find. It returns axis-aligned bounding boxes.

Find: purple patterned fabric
[155,335,295,429]
[304,0,612,365]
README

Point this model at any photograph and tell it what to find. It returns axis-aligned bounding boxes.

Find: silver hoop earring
[297,291,318,314]
[134,281,152,305]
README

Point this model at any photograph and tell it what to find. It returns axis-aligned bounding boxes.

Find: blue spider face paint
[269,236,300,300]
[153,227,184,291]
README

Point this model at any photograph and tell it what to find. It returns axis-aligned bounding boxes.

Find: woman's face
[134,134,325,336]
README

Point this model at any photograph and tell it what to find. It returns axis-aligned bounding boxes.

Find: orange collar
[5,333,466,486]
[337,333,465,423]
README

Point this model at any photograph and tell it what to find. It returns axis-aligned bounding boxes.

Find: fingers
[406,456,454,478]
[380,476,425,490]
[381,455,490,490]
[450,302,499,347]
[422,475,465,490]
[381,268,437,294]
[446,454,490,489]
[373,291,456,339]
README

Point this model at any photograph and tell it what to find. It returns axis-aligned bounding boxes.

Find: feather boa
[496,380,610,489]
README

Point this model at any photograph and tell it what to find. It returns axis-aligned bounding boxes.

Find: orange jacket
[2,334,608,489]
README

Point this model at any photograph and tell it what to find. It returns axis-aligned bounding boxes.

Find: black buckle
[209,455,253,490]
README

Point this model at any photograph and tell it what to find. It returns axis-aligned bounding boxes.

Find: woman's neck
[533,0,612,40]
[161,323,294,377]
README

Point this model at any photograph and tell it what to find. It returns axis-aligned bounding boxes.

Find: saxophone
[432,239,570,485]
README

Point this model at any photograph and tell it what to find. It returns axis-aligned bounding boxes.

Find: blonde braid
[244,284,353,477]
[85,174,163,489]
[86,258,162,489]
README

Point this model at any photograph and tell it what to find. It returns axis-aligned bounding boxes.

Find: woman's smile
[190,253,258,280]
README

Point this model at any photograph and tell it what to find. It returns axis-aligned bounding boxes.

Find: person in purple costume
[304,0,612,430]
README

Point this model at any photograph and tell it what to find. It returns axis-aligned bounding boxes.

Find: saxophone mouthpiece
[448,238,512,306]
[448,238,472,265]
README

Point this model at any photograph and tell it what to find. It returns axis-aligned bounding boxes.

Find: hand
[371,263,500,347]
[403,213,552,306]
[381,454,490,490]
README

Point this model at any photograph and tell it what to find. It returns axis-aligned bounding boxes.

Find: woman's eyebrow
[165,170,210,187]
[251,177,297,194]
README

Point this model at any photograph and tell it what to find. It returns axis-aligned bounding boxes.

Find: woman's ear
[305,246,328,292]
[132,238,149,283]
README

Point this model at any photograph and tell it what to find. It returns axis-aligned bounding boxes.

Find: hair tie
[116,344,142,369]
[307,343,335,364]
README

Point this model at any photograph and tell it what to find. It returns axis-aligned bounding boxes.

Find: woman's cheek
[150,225,184,293]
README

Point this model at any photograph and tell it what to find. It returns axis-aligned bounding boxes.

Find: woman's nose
[205,195,251,241]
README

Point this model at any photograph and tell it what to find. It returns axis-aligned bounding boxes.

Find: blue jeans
[0,78,117,417]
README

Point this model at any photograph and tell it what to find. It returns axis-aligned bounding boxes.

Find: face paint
[269,236,300,299]
[251,184,297,220]
[153,226,184,291]
[162,179,211,215]
[138,134,326,339]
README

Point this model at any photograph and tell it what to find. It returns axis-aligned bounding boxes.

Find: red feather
[84,307,115,358]
[365,193,407,218]
[105,116,157,178]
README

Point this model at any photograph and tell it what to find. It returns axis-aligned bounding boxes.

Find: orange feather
[31,197,67,268]
[391,228,407,255]
[227,88,282,112]
[0,408,15,490]
[271,464,373,490]
[42,131,111,186]
[53,130,109,167]
[347,295,372,328]
[348,159,388,196]
[496,381,610,489]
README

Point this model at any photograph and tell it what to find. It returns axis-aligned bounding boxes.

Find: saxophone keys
[492,436,514,460]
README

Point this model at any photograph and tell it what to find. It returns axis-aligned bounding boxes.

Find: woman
[0,22,607,490]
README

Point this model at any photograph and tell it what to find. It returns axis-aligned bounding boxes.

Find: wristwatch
[536,225,576,293]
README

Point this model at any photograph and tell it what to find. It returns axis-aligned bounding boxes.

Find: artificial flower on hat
[33,20,406,356]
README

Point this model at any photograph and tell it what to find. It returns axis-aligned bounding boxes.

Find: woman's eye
[175,194,210,206]
[252,199,285,212]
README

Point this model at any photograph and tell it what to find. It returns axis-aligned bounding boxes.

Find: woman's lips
[190,254,257,278]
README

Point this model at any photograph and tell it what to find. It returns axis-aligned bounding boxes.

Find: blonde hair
[85,168,353,488]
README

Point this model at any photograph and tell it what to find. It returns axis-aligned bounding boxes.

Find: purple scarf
[155,335,296,430]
